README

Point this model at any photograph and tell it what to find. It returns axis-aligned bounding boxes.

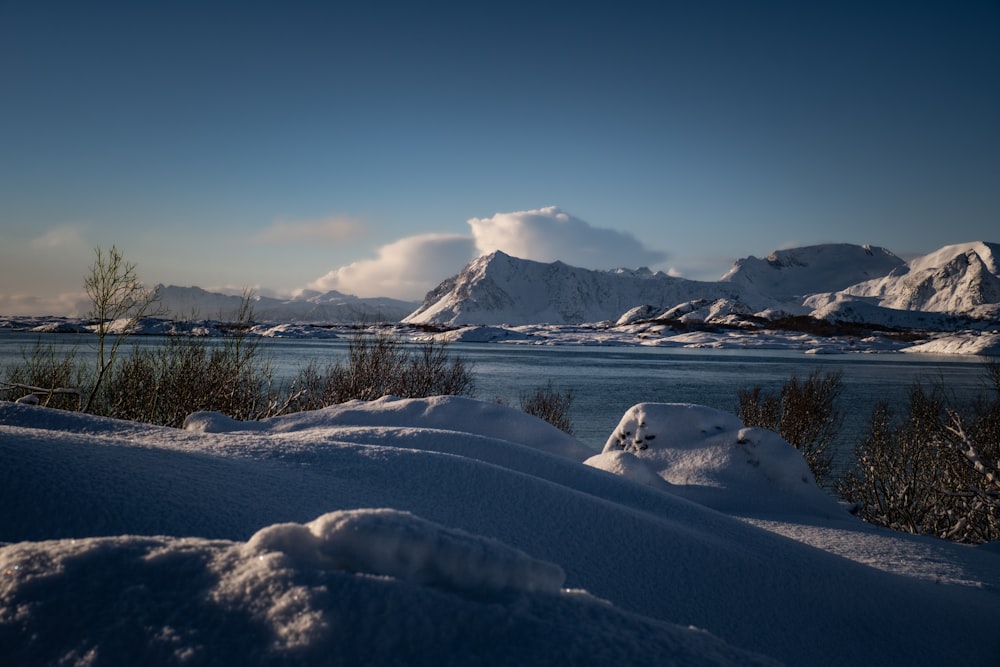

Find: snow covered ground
[2,396,999,665]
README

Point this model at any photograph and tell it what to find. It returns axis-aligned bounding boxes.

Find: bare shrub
[284,330,474,411]
[738,370,842,485]
[519,381,574,434]
[837,386,950,535]
[838,362,1000,543]
[96,294,282,427]
[1,340,88,410]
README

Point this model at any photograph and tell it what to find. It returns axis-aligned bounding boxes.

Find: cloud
[304,207,668,300]
[468,206,667,269]
[253,216,366,245]
[29,224,87,250]
[307,234,475,300]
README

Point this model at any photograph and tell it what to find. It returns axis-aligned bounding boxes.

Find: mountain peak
[720,243,905,300]
[906,241,1000,275]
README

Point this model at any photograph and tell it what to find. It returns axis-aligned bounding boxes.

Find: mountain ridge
[24,242,993,329]
[404,242,1000,328]
[152,285,418,324]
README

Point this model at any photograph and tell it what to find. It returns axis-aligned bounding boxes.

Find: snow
[249,323,341,338]
[901,331,1000,356]
[906,241,1000,275]
[2,395,999,665]
[843,246,1000,317]
[593,403,842,518]
[247,508,566,594]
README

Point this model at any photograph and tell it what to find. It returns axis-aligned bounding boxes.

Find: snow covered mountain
[845,242,1000,316]
[402,251,755,326]
[153,285,418,324]
[86,242,1000,329]
[719,243,906,300]
[404,243,1000,328]
[802,242,1000,325]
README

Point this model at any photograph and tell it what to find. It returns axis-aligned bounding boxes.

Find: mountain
[404,243,1000,328]
[803,242,1000,325]
[153,285,418,324]
[719,244,906,300]
[402,251,756,326]
[846,242,1000,316]
[122,242,1000,328]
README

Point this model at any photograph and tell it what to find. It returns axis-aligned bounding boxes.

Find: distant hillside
[154,285,418,324]
[404,242,1000,328]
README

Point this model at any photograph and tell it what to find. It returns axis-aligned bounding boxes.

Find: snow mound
[902,331,1000,356]
[247,508,566,594]
[598,403,843,517]
[184,395,595,461]
[0,520,776,667]
[583,450,673,491]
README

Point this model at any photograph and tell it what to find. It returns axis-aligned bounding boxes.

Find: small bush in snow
[738,369,842,486]
[519,381,574,435]
[284,329,475,410]
[95,292,284,426]
[0,340,88,410]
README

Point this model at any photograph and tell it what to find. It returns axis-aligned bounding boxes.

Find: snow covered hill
[404,242,1000,328]
[154,285,418,324]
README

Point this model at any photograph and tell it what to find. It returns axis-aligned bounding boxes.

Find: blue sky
[2,1,998,314]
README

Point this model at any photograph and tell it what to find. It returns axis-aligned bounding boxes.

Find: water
[1,330,992,466]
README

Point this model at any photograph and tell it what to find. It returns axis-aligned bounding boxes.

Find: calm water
[1,331,992,464]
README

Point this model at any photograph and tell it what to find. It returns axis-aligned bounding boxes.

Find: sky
[2,0,998,315]
[3,396,999,665]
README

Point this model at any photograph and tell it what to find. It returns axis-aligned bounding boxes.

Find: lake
[1,330,993,468]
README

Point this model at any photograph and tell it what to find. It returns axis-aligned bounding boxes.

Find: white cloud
[468,206,667,269]
[28,224,87,250]
[304,207,668,300]
[307,234,475,300]
[253,216,366,245]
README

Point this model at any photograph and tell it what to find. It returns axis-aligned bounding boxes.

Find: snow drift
[2,397,999,665]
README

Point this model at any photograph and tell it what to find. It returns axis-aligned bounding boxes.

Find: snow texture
[2,396,999,665]
[247,508,566,594]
